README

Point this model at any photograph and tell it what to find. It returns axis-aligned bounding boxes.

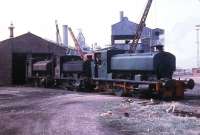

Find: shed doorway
[12,53,26,85]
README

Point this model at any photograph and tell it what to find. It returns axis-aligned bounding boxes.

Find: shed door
[12,53,26,85]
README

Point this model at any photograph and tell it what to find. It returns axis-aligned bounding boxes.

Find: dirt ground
[0,76,200,135]
[0,87,122,135]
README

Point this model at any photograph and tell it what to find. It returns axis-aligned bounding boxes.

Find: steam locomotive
[27,47,194,99]
[28,55,90,90]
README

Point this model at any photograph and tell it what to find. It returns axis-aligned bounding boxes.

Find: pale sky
[0,0,200,68]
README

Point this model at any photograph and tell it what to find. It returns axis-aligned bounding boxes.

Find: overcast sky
[0,0,200,68]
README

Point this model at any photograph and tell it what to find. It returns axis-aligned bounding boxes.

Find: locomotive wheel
[113,89,125,97]
[34,79,39,87]
[72,80,81,91]
[84,80,95,92]
[187,79,195,89]
[75,80,81,87]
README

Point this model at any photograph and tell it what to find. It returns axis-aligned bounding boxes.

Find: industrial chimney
[120,11,124,21]
[63,25,68,47]
[8,22,14,38]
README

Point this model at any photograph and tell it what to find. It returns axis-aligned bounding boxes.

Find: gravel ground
[1,76,200,135]
[100,98,200,135]
[99,76,200,135]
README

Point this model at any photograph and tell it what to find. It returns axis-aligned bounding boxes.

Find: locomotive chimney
[8,22,15,38]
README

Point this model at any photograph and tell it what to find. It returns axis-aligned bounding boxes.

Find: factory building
[0,32,67,85]
[111,11,164,51]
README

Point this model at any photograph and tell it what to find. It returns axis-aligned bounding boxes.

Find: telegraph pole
[196,25,200,68]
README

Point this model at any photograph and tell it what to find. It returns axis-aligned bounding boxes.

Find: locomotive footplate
[92,78,195,99]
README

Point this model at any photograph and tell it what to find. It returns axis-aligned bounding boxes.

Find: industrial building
[111,11,164,51]
[0,32,67,85]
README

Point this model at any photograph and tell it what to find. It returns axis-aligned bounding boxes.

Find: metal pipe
[196,25,200,67]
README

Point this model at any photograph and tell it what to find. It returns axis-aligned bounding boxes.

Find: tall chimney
[63,25,68,47]
[8,22,14,38]
[120,11,124,21]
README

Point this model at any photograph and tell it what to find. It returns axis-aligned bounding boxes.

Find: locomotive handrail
[93,78,158,84]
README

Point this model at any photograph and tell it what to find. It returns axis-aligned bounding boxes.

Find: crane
[55,20,62,45]
[129,0,153,53]
[68,27,84,59]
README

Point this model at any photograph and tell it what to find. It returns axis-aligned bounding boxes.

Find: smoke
[164,17,200,68]
[168,17,200,44]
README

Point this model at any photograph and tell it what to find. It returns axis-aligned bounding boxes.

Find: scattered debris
[100,111,113,117]
[121,98,134,104]
[150,98,154,103]
[119,98,133,117]
[166,102,176,113]
[100,97,200,135]
[124,112,129,117]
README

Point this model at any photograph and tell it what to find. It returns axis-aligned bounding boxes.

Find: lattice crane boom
[68,27,84,59]
[55,20,62,45]
[130,0,153,53]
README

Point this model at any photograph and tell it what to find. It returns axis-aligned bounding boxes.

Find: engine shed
[0,32,67,85]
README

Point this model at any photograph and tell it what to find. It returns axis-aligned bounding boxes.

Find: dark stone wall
[0,43,12,85]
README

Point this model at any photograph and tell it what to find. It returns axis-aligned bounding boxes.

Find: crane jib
[68,27,84,59]
[130,0,153,53]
